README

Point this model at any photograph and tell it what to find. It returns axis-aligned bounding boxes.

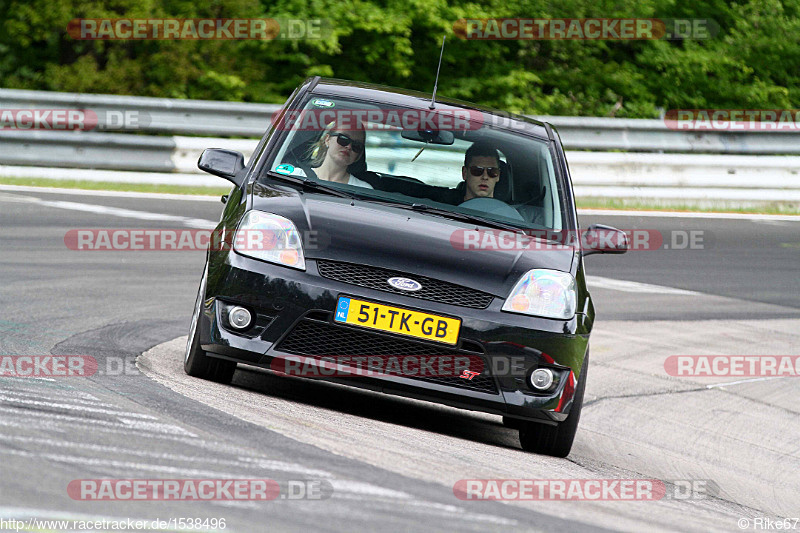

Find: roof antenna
[429,35,446,110]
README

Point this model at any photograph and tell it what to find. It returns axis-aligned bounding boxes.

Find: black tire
[184,266,237,384]
[518,352,588,457]
[502,416,522,429]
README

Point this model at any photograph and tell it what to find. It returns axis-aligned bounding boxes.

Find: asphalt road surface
[1,185,798,532]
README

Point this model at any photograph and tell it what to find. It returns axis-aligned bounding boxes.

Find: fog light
[228,306,252,330]
[530,368,554,390]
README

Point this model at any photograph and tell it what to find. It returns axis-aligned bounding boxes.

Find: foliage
[1,0,797,117]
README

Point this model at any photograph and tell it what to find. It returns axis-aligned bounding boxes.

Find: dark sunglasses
[469,165,500,178]
[332,133,364,153]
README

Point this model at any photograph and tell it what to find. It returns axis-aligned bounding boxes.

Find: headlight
[233,211,306,270]
[501,269,577,319]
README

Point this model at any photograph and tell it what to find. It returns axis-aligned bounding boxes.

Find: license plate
[334,297,461,345]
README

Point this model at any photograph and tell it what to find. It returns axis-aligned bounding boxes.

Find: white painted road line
[0,183,223,201]
[0,448,263,479]
[0,405,194,436]
[37,199,216,228]
[0,394,153,416]
[706,376,789,388]
[327,479,410,500]
[0,417,223,448]
[585,276,701,295]
[0,387,105,404]
[0,192,217,228]
[0,435,333,477]
[0,448,486,518]
[117,418,197,436]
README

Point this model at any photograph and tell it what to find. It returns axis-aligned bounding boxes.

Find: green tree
[1,0,798,117]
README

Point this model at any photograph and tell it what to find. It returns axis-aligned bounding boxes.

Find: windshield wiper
[265,170,357,199]
[361,197,526,233]
[410,203,527,232]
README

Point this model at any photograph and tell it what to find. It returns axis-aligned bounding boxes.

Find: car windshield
[260,94,566,231]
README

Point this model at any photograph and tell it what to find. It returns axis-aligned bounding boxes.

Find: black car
[184,77,627,457]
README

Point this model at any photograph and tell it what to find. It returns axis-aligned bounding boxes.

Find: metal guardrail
[2,89,800,202]
[0,130,176,171]
[537,116,800,154]
[3,88,800,153]
[0,88,280,137]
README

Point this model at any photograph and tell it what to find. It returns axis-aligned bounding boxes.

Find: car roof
[308,77,552,141]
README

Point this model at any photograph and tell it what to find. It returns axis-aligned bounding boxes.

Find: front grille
[316,260,494,309]
[275,319,498,394]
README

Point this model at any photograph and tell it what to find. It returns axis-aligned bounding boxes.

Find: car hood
[250,186,576,297]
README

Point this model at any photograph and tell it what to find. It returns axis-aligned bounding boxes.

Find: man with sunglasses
[460,142,502,202]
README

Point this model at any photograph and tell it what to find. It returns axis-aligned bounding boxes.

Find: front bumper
[199,251,590,423]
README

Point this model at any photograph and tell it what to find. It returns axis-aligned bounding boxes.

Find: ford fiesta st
[184,77,627,457]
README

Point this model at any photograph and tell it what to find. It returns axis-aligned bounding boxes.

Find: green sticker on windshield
[311,98,335,108]
[275,164,295,174]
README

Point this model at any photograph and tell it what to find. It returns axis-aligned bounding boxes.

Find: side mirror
[581,224,628,256]
[198,148,245,186]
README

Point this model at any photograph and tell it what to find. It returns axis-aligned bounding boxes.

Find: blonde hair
[304,120,366,168]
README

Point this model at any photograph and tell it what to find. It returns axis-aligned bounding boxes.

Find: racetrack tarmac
[1,186,798,532]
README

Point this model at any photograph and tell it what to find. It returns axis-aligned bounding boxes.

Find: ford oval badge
[387,277,422,292]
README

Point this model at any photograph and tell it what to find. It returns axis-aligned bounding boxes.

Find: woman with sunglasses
[305,121,373,189]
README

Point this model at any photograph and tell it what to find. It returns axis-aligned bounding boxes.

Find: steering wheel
[510,185,547,225]
[458,197,525,222]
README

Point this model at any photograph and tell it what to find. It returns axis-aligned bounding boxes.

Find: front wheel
[518,352,588,457]
[184,265,237,384]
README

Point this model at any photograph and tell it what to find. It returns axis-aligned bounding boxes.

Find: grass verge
[575,197,800,215]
